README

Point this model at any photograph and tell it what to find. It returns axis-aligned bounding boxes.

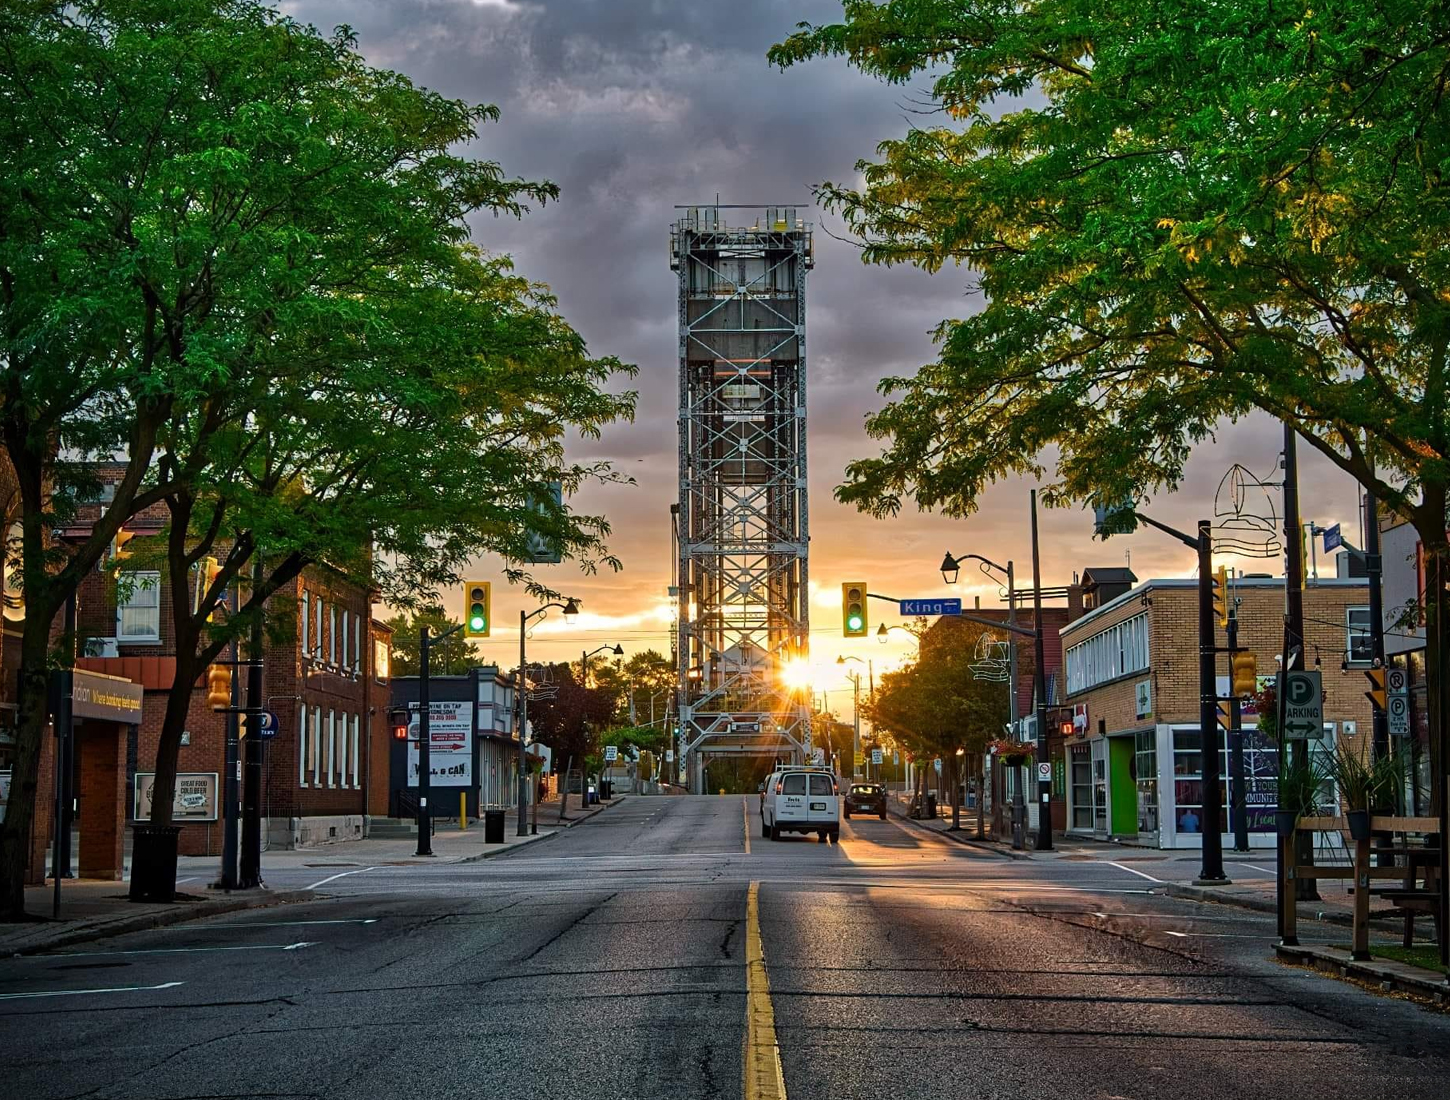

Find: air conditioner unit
[90,637,120,658]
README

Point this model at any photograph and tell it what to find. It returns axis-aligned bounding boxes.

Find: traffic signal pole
[416,624,436,857]
[1030,491,1053,851]
[219,586,241,889]
[1196,520,1229,883]
[1227,610,1250,852]
[240,555,266,889]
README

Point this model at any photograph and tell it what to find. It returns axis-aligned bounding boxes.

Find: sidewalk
[887,790,1029,859]
[0,881,313,956]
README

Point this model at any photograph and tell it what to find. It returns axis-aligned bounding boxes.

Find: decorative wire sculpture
[1212,463,1283,558]
[969,631,1011,682]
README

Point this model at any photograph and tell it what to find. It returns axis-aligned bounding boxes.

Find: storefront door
[1090,739,1108,838]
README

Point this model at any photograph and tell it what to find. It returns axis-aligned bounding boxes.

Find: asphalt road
[3,796,1448,1099]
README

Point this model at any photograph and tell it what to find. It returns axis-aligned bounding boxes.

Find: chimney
[1066,583,1085,621]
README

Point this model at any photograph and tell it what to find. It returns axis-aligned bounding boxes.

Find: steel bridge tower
[671,205,813,792]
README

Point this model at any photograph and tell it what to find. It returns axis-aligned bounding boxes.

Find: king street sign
[1281,669,1324,740]
[898,598,962,617]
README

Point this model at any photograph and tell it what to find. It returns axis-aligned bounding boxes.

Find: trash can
[483,809,505,844]
[925,792,938,819]
[600,780,612,800]
[128,824,182,903]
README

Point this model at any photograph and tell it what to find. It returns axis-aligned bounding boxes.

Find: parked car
[760,768,839,843]
[843,782,887,820]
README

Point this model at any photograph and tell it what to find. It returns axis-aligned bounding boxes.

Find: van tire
[829,827,840,844]
[770,821,781,842]
[843,808,851,819]
[760,816,769,839]
[878,810,887,821]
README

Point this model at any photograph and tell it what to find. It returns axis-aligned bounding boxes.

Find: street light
[516,596,582,836]
[940,552,961,586]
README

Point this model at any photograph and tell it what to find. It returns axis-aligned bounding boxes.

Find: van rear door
[776,772,808,824]
[807,773,838,823]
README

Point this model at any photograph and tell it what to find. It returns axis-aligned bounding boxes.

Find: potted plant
[1276,753,1322,838]
[1324,743,1403,840]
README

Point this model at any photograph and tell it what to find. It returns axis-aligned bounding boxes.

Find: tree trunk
[0,616,61,917]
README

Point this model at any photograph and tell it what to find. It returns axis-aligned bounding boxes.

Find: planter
[128,824,182,903]
[1275,810,1298,838]
[1346,809,1372,841]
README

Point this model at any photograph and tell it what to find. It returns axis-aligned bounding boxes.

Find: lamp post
[837,655,874,781]
[516,598,580,835]
[582,643,625,797]
[414,620,464,857]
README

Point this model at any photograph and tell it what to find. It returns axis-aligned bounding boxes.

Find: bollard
[460,792,467,830]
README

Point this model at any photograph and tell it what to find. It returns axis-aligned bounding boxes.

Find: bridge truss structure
[671,205,813,791]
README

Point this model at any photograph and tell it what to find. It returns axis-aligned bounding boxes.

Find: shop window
[116,571,161,642]
[1345,606,1373,665]
[374,638,390,681]
[1134,729,1159,833]
[1070,748,1093,829]
[1171,728,1229,834]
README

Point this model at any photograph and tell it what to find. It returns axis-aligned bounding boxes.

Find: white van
[761,768,840,843]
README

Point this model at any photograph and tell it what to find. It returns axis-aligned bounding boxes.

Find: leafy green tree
[383,609,484,678]
[0,1,633,914]
[771,1,1450,781]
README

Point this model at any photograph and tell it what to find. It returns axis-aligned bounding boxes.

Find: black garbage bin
[483,809,505,844]
[925,792,938,819]
[600,780,612,800]
[128,824,182,903]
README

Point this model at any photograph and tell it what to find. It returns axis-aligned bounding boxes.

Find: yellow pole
[460,792,467,830]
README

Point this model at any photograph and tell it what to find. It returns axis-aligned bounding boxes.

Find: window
[1065,612,1149,694]
[341,610,350,670]
[350,713,360,788]
[311,707,321,786]
[301,591,310,658]
[1069,746,1093,829]
[1346,606,1373,664]
[326,710,336,787]
[375,638,391,681]
[1171,728,1230,834]
[314,597,324,658]
[353,616,362,673]
[782,774,807,795]
[3,519,22,622]
[1135,729,1159,833]
[117,571,161,642]
[329,606,338,665]
[808,774,833,795]
[298,707,309,787]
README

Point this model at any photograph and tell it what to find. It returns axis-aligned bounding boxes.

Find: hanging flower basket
[988,738,1037,764]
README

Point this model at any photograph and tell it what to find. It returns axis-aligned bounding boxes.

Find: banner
[406,700,474,786]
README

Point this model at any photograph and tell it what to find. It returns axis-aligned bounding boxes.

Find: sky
[286,0,1365,706]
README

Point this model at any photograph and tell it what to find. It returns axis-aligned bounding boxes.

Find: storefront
[67,669,144,879]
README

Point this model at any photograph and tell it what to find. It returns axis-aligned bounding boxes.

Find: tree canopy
[383,609,485,678]
[770,1,1449,539]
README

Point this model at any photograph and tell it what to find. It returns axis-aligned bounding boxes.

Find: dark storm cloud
[281,1,1364,654]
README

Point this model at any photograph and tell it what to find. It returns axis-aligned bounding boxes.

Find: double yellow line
[743,880,786,1100]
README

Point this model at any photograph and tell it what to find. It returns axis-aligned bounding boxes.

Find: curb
[458,828,562,863]
[5,888,314,957]
[1164,882,1409,932]
[888,804,1029,860]
[546,794,628,831]
[1277,944,1450,1004]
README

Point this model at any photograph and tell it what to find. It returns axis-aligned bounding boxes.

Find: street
[2,796,1447,1099]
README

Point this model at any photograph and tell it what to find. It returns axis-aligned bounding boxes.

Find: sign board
[1037,761,1052,781]
[870,748,883,766]
[0,769,9,823]
[1388,693,1411,735]
[1072,703,1089,731]
[256,710,279,740]
[1386,667,1409,695]
[810,747,826,766]
[1280,670,1324,739]
[933,758,942,774]
[1323,523,1342,552]
[72,669,144,724]
[1134,680,1153,720]
[898,598,962,617]
[133,772,219,821]
[665,750,675,762]
[604,745,618,762]
[406,700,474,786]
[731,720,761,734]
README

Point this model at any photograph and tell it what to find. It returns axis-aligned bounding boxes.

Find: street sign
[257,710,279,740]
[1386,667,1409,695]
[1388,694,1411,735]
[1323,523,1342,552]
[1037,761,1051,781]
[1281,669,1324,739]
[898,598,962,617]
[870,748,883,766]
[731,720,761,734]
[664,750,675,762]
[604,745,618,762]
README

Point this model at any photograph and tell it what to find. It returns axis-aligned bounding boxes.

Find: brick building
[1059,574,1374,849]
[1379,510,1435,814]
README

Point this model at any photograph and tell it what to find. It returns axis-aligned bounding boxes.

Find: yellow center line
[743,880,787,1100]
[742,796,752,855]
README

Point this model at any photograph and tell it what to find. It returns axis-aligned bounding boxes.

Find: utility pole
[416,624,437,857]
[1196,519,1229,883]
[1031,490,1053,851]
[52,592,77,913]
[219,585,241,889]
[239,554,265,888]
[1365,486,1389,763]
[1281,427,1317,900]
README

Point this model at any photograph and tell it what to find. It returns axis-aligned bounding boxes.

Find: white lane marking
[1232,862,1276,876]
[194,918,378,929]
[306,866,376,890]
[0,981,185,1001]
[1106,860,1165,883]
[1162,931,1266,939]
[45,942,316,958]
[174,877,198,884]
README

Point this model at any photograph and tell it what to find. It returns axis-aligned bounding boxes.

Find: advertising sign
[406,700,474,786]
[133,772,219,821]
[1135,680,1152,720]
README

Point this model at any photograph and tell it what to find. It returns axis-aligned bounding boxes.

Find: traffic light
[238,712,248,740]
[1364,667,1386,711]
[464,580,491,638]
[1231,650,1258,696]
[1212,565,1229,627]
[205,663,231,711]
[1217,700,1232,731]
[842,582,867,637]
[392,719,409,741]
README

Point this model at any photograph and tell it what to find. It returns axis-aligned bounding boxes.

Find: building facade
[1379,510,1435,812]
[1060,575,1374,849]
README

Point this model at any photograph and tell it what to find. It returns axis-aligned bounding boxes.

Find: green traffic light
[847,614,863,631]
[469,612,485,630]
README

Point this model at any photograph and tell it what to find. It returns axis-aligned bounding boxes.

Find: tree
[527,663,620,774]
[771,1,1450,792]
[619,649,676,726]
[384,609,484,678]
[0,1,634,914]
